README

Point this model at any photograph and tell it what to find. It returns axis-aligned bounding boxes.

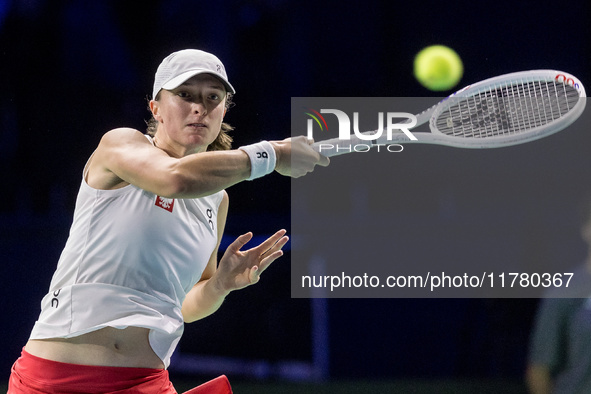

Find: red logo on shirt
[155,196,175,212]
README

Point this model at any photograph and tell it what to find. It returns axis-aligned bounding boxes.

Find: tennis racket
[311,70,586,156]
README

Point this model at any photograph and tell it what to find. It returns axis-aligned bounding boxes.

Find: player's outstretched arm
[88,129,329,198]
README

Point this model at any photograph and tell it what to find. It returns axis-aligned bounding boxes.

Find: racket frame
[312,70,586,155]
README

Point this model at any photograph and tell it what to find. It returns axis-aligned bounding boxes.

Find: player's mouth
[187,123,207,129]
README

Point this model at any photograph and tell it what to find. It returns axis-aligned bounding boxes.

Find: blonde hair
[146,92,234,151]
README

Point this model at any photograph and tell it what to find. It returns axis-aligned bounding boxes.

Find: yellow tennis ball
[414,45,463,91]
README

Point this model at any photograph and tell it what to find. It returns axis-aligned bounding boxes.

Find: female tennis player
[8,49,329,393]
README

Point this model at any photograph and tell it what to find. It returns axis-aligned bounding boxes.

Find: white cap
[152,49,235,99]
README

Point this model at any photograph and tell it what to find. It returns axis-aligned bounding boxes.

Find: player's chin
[184,133,215,151]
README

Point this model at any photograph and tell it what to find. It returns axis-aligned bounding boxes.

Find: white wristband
[239,141,277,180]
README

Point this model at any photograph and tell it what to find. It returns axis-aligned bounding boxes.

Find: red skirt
[8,348,177,393]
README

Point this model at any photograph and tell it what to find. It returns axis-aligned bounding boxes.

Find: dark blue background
[1,0,589,384]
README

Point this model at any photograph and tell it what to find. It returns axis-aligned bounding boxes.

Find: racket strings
[435,80,580,138]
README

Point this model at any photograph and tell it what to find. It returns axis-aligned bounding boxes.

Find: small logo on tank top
[155,196,175,212]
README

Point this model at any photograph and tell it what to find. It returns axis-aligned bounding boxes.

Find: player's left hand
[213,229,289,292]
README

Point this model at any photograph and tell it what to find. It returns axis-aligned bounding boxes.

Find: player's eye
[208,93,221,101]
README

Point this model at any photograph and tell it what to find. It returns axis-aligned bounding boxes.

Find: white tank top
[30,145,224,368]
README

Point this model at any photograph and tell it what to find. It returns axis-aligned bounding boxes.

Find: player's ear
[150,100,162,122]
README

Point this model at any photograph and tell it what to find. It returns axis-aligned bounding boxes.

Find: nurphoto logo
[304,108,418,154]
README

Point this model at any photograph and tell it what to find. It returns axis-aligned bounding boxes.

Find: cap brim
[161,69,236,95]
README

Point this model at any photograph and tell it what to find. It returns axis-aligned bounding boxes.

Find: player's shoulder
[100,127,148,145]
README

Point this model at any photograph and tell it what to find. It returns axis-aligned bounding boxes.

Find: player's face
[151,74,227,156]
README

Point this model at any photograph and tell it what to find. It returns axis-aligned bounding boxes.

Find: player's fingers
[260,236,288,261]
[259,250,284,272]
[249,266,260,283]
[316,154,330,167]
[226,232,253,253]
[262,235,289,256]
[304,138,329,166]
[256,229,288,254]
